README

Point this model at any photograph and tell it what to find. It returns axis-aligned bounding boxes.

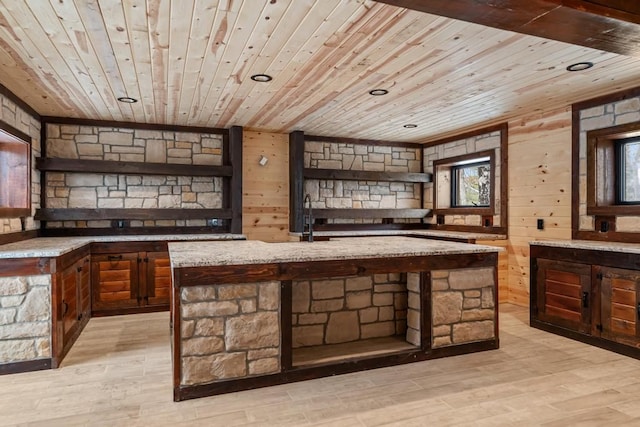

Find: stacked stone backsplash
[0,275,51,363]
[430,267,496,348]
[578,96,640,232]
[179,281,280,386]
[304,141,422,224]
[291,273,410,348]
[424,130,501,227]
[45,124,224,228]
[0,94,41,234]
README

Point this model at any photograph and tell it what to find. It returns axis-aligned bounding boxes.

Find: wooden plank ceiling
[0,0,638,142]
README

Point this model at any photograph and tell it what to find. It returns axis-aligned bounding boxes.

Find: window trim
[0,121,31,219]
[614,137,640,205]
[450,159,491,208]
[587,122,640,216]
[433,149,495,216]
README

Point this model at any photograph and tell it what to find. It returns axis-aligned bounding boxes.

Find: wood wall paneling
[507,107,573,306]
[243,131,290,242]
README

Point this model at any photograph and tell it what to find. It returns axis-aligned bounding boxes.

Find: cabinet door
[77,256,91,322]
[60,262,80,344]
[91,253,140,313]
[143,251,171,307]
[600,266,640,347]
[536,259,592,333]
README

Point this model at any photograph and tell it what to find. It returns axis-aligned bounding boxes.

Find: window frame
[450,159,492,208]
[433,149,495,216]
[614,137,640,205]
[587,122,640,216]
[0,121,32,219]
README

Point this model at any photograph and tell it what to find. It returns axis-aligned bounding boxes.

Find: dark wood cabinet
[91,249,170,316]
[535,259,592,334]
[531,244,640,359]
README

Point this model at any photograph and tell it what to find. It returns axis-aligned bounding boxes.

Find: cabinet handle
[582,292,589,308]
[637,302,640,320]
[108,255,123,261]
[62,301,69,316]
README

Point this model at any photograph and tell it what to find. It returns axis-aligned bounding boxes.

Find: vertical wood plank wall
[507,107,573,306]
[242,131,290,242]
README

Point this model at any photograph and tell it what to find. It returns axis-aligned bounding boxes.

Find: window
[451,159,491,207]
[587,122,640,215]
[0,123,31,218]
[432,149,495,215]
[616,137,640,204]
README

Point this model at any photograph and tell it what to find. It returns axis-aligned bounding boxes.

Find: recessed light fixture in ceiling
[369,89,388,96]
[251,74,273,82]
[117,96,138,103]
[566,62,594,72]
[403,124,418,128]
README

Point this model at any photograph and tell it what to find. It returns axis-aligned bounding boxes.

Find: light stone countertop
[288,229,506,241]
[530,239,640,255]
[0,234,246,259]
[169,236,502,268]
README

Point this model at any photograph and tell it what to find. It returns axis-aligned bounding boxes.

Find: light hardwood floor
[2,304,640,426]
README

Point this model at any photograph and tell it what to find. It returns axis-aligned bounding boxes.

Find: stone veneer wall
[0,95,41,234]
[431,267,495,348]
[424,130,502,226]
[578,96,640,232]
[291,274,409,347]
[304,141,422,224]
[45,124,224,228]
[406,272,421,346]
[179,281,280,386]
[0,275,51,363]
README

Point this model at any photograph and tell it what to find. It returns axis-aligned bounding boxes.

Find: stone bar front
[169,237,500,401]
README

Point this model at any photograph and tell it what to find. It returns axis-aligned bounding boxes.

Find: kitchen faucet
[303,194,313,242]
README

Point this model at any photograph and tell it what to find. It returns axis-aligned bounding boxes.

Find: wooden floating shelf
[34,208,232,221]
[304,168,432,183]
[36,158,233,177]
[311,208,430,219]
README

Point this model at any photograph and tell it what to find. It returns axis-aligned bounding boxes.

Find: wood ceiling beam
[373,0,640,57]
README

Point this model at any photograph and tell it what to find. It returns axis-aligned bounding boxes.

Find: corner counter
[169,237,501,401]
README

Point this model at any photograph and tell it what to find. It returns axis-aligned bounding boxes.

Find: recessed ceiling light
[403,124,418,128]
[251,74,273,82]
[117,96,138,103]
[369,89,388,96]
[566,62,594,72]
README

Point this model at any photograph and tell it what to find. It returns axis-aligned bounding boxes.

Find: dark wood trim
[280,281,293,371]
[572,86,640,112]
[573,229,640,243]
[420,271,431,351]
[422,123,506,148]
[313,223,424,232]
[289,131,305,233]
[499,124,509,230]
[40,114,48,230]
[312,208,430,219]
[175,252,498,286]
[0,257,51,277]
[40,226,230,237]
[0,208,31,218]
[0,82,40,120]
[0,358,51,376]
[0,229,38,245]
[303,168,432,183]
[41,116,227,136]
[91,305,169,318]
[572,106,581,240]
[427,224,507,236]
[174,336,499,401]
[172,275,183,394]
[229,125,243,234]
[89,241,168,254]
[34,208,232,221]
[305,134,422,149]
[36,157,233,177]
[530,244,640,270]
[0,120,32,144]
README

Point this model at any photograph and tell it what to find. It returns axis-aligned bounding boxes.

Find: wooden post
[289,131,305,233]
[229,126,243,234]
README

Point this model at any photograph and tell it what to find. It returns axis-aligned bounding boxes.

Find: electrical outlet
[537,219,544,230]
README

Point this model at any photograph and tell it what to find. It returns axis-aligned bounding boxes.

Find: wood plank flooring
[1,304,640,426]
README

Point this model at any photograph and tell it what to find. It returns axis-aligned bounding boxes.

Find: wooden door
[600,266,640,348]
[143,251,171,307]
[77,255,91,322]
[91,253,140,314]
[535,259,592,334]
[60,262,79,343]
